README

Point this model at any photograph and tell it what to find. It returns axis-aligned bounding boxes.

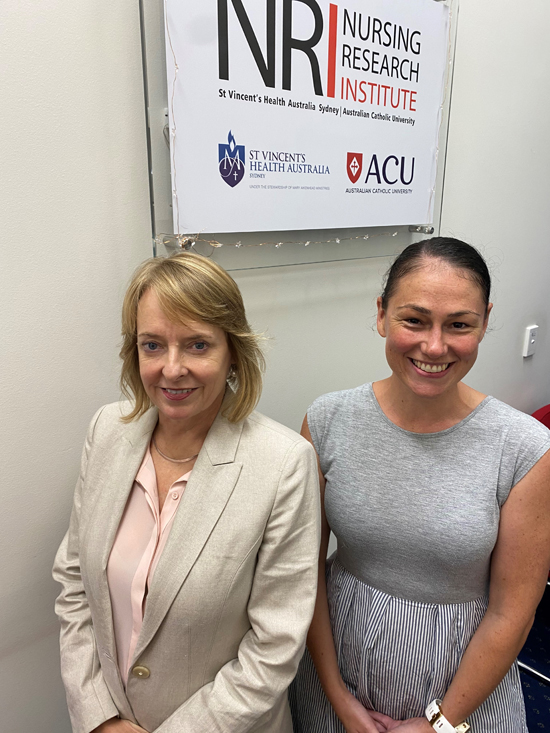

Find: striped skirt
[289,557,527,732]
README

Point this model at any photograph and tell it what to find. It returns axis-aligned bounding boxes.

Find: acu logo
[346,152,416,186]
[218,0,325,95]
[365,154,415,185]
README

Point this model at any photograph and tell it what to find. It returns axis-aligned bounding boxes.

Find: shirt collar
[135,444,192,497]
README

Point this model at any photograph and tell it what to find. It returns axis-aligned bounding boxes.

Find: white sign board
[164,0,449,233]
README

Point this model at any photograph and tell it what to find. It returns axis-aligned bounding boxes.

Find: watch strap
[425,700,470,733]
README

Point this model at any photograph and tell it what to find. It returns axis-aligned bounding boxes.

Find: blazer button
[131,665,150,679]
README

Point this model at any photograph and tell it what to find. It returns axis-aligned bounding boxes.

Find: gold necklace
[152,436,199,464]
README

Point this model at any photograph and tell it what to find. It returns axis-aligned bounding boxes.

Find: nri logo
[218,0,333,96]
[219,131,245,187]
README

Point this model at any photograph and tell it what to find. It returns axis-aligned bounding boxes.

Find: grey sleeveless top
[308,383,550,604]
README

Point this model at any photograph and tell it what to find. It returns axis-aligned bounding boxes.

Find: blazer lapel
[132,412,244,662]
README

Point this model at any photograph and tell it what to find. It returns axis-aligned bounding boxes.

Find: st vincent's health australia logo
[219,131,245,187]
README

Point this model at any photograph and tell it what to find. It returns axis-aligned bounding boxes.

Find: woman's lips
[409,358,453,378]
[160,387,196,401]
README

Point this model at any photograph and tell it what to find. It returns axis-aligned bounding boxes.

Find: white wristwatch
[425,700,470,733]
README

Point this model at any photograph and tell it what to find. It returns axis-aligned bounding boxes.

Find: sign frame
[139,0,459,271]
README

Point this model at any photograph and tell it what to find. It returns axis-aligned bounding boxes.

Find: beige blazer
[53,401,320,733]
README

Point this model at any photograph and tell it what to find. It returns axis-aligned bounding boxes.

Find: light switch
[522,325,538,358]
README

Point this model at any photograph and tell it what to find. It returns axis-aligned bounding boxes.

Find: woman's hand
[335,690,398,732]
[91,718,148,733]
[388,718,432,731]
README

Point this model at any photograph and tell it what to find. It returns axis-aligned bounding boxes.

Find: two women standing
[54,239,550,733]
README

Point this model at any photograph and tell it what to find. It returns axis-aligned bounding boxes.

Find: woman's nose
[422,328,448,359]
[162,351,189,380]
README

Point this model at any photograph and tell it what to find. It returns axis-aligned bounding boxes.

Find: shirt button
[131,665,150,679]
[172,492,179,500]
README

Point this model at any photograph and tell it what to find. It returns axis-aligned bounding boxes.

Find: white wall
[0,1,151,731]
[1,0,549,731]
[234,257,392,431]
[438,0,550,412]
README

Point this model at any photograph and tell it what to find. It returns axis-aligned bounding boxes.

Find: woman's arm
[53,407,120,733]
[392,448,550,733]
[152,438,321,733]
[301,417,395,733]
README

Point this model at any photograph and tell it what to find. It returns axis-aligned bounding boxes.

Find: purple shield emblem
[219,130,245,187]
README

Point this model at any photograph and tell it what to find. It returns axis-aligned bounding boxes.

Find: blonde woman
[53,252,320,733]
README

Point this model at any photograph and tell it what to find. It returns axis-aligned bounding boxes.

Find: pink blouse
[106,445,191,684]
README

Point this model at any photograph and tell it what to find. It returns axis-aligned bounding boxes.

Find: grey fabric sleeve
[307,392,334,474]
[497,409,550,506]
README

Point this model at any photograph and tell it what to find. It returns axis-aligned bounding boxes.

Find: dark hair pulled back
[380,237,491,314]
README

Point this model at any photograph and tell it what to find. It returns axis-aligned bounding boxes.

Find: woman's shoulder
[85,400,156,443]
[94,400,131,420]
[238,411,317,474]
[244,410,312,452]
[307,383,371,426]
[304,384,372,455]
[479,398,550,501]
[480,397,550,472]
[481,396,550,439]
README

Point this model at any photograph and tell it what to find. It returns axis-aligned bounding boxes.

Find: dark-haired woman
[290,238,550,733]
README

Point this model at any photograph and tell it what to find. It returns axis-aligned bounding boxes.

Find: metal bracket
[163,108,170,149]
[408,225,435,235]
[155,233,196,254]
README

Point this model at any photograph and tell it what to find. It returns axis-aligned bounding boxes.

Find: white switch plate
[523,325,538,357]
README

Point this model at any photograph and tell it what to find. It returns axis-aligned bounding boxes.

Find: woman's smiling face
[136,288,233,429]
[376,259,491,399]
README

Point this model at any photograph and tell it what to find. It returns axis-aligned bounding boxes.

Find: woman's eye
[141,342,159,352]
[193,342,207,351]
[452,322,467,330]
[406,318,421,325]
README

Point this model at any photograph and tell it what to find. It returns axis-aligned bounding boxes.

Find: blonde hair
[120,252,265,423]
